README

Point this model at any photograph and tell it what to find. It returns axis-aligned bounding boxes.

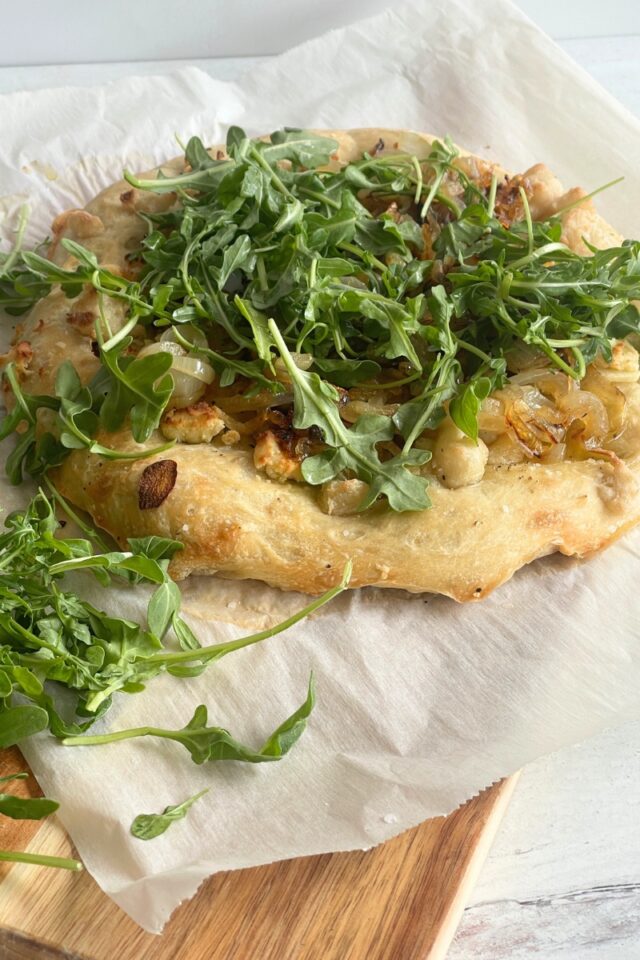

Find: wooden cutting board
[0,746,517,960]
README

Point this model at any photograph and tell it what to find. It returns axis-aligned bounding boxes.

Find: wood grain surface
[0,749,517,960]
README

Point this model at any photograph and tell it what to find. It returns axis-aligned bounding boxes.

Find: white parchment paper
[2,0,640,933]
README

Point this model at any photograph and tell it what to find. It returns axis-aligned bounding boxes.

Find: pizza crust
[6,129,640,600]
[49,426,640,599]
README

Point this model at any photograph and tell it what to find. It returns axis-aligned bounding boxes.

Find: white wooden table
[1,12,639,957]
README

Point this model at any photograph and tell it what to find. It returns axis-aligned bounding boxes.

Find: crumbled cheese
[253,431,302,482]
[160,402,225,444]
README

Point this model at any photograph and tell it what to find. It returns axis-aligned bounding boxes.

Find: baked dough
[6,130,640,600]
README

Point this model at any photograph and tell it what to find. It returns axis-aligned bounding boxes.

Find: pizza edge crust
[7,128,640,600]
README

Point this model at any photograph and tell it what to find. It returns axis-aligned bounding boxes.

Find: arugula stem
[124,162,234,192]
[508,241,569,271]
[298,187,341,210]
[4,364,37,423]
[249,147,294,200]
[357,372,421,391]
[551,176,624,218]
[63,725,161,746]
[420,167,448,220]
[0,850,83,870]
[170,328,276,390]
[0,204,29,279]
[487,174,498,218]
[454,337,494,365]
[99,313,140,354]
[519,187,534,258]
[142,560,352,668]
[43,479,111,552]
[401,357,457,453]
[337,242,387,273]
[411,155,423,205]
[0,545,24,571]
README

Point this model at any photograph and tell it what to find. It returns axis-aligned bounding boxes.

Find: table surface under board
[1,23,640,959]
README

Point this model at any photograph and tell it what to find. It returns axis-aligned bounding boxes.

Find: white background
[1,1,640,956]
[0,0,638,65]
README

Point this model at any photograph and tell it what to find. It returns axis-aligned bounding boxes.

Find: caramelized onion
[341,399,400,423]
[494,385,566,458]
[505,343,548,374]
[171,356,216,383]
[138,340,184,360]
[170,358,215,408]
[137,337,215,409]
[477,396,506,433]
[160,324,208,351]
[273,353,313,382]
[580,367,626,436]
[556,389,608,444]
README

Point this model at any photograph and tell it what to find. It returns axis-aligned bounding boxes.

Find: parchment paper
[2,0,640,933]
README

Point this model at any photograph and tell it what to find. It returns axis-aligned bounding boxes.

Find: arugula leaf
[0,705,49,748]
[311,357,381,387]
[302,416,431,512]
[259,129,339,168]
[63,675,316,764]
[259,674,316,757]
[127,536,184,563]
[449,377,492,442]
[233,296,275,364]
[130,789,208,840]
[270,321,430,511]
[98,339,174,442]
[214,234,255,289]
[147,580,182,641]
[0,792,59,820]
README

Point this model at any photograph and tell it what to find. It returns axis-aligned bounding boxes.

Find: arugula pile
[0,490,341,859]
[3,129,640,511]
[0,490,346,745]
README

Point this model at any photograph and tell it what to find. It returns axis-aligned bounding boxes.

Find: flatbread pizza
[3,128,640,599]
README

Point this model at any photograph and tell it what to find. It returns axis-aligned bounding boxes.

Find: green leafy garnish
[0,769,82,871]
[0,790,59,821]
[0,704,49,747]
[0,850,82,870]
[269,321,431,511]
[0,490,348,741]
[2,129,640,511]
[63,673,316,764]
[130,789,208,840]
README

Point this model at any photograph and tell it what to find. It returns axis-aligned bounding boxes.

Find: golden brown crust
[50,425,640,599]
[7,129,640,599]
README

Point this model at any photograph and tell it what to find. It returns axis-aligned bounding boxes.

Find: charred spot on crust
[372,137,385,155]
[67,310,95,331]
[120,189,135,205]
[14,340,33,373]
[91,340,100,358]
[138,459,178,510]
